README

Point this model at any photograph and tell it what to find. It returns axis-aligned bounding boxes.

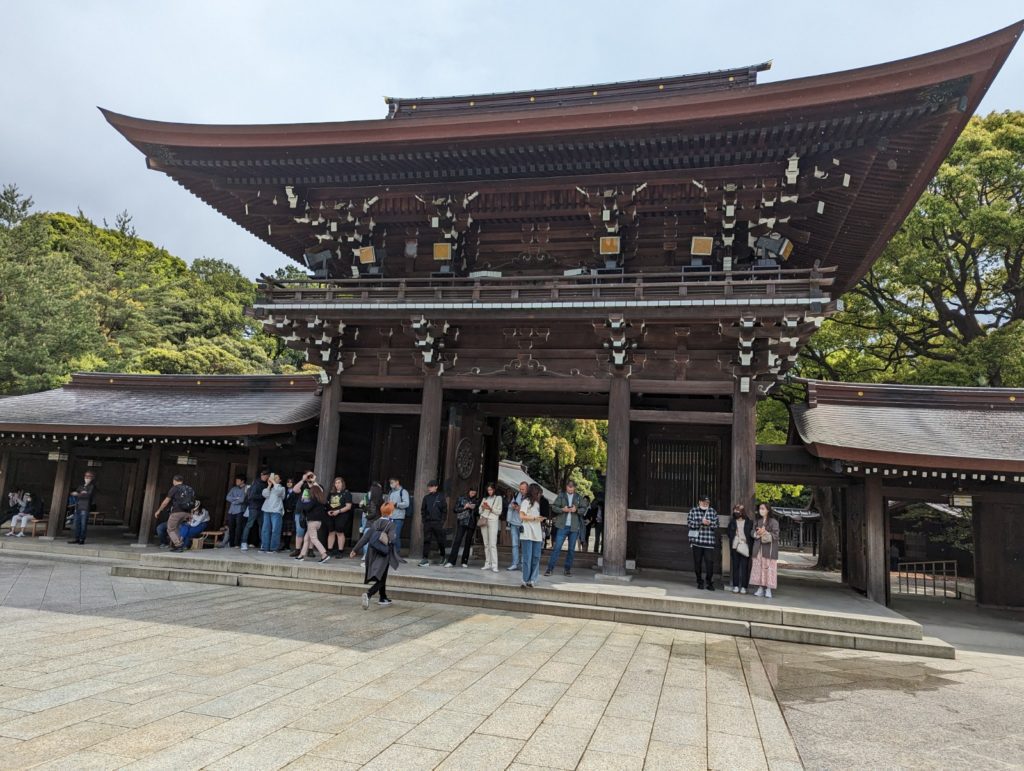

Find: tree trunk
[814,486,841,571]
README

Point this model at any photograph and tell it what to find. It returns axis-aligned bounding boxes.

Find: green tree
[500,418,607,498]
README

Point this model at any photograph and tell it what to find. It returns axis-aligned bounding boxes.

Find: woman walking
[359,481,384,566]
[519,483,545,588]
[479,482,503,573]
[294,471,330,563]
[260,473,286,554]
[727,504,755,594]
[750,502,781,598]
[351,501,399,608]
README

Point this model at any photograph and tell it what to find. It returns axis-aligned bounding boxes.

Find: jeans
[730,550,751,589]
[260,511,283,551]
[391,518,404,552]
[508,524,521,567]
[521,539,542,584]
[72,509,89,542]
[226,512,245,547]
[156,522,169,546]
[546,527,579,573]
[447,522,475,565]
[242,508,261,546]
[179,522,207,549]
[693,545,715,586]
[294,513,306,539]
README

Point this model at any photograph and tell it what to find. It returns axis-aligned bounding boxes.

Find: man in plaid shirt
[687,494,719,590]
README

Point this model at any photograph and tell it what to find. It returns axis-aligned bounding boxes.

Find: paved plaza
[0,554,1022,770]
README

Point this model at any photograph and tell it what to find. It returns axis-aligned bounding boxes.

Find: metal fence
[894,560,960,599]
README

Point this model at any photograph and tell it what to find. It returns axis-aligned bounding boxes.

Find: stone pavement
[0,554,1021,770]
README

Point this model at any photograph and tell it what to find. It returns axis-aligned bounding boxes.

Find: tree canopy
[500,418,607,498]
[0,184,306,394]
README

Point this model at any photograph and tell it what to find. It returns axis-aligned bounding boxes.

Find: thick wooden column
[411,373,443,556]
[972,499,1024,609]
[135,444,162,546]
[0,451,9,516]
[730,384,757,512]
[45,453,72,539]
[864,473,887,605]
[314,377,342,483]
[603,376,630,577]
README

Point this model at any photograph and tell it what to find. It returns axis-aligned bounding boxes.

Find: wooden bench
[3,519,49,537]
[190,528,227,550]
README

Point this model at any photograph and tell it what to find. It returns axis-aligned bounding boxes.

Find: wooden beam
[443,376,610,393]
[629,409,732,425]
[338,402,422,415]
[314,378,342,482]
[630,379,734,395]
[730,386,757,512]
[136,444,162,546]
[864,473,886,605]
[626,508,686,525]
[603,376,630,577]
[411,373,443,556]
[479,403,607,419]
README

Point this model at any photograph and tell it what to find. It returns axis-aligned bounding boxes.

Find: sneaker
[359,560,365,567]
[564,570,572,577]
[318,554,331,564]
[294,555,304,561]
[697,582,704,590]
[520,582,528,588]
[754,587,764,597]
[506,565,519,571]
[765,589,773,599]
[544,570,552,577]
[491,568,499,573]
[67,539,79,544]
[527,581,535,588]
[158,543,169,549]
[419,560,430,567]
[707,583,715,591]
[4,531,13,536]
[740,588,747,594]
[361,593,369,610]
[171,546,184,553]
[443,562,454,568]
[15,532,24,538]
[480,564,491,570]
[732,586,740,593]
[289,549,301,558]
[258,550,268,554]
[378,599,393,607]
[460,563,468,568]
[240,543,249,551]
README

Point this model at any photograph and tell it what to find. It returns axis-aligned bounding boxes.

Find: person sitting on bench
[178,500,210,549]
[6,491,42,537]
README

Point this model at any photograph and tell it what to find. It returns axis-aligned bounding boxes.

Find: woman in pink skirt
[750,502,780,599]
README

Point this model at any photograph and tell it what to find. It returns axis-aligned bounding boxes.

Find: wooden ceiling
[103,23,1022,293]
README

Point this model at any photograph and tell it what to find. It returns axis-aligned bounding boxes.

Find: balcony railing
[255,265,835,309]
[893,560,961,599]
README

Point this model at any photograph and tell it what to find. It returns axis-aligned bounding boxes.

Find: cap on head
[427,479,439,488]
[699,494,711,502]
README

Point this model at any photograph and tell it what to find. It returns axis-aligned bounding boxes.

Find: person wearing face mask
[687,494,719,591]
[750,502,781,599]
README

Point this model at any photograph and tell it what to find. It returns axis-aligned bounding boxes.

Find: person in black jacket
[418,480,447,566]
[444,487,479,568]
[241,469,269,551]
[68,471,97,545]
[727,504,755,594]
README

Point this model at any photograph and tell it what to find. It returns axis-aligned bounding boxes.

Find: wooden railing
[894,560,961,599]
[256,265,835,307]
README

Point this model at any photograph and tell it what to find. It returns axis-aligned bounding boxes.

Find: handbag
[688,529,699,540]
[368,527,390,555]
[476,515,488,528]
[760,531,773,544]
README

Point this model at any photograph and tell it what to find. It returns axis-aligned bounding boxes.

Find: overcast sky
[2,1,1022,279]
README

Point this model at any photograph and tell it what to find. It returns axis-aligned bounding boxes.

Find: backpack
[173,484,196,512]
[367,521,391,555]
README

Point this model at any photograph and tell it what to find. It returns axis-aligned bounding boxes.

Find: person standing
[387,477,410,553]
[241,469,269,552]
[750,503,781,599]
[67,470,96,545]
[479,482,502,573]
[519,483,545,588]
[589,495,605,554]
[727,504,755,594]
[294,471,330,563]
[259,473,286,554]
[221,476,247,548]
[418,480,447,566]
[152,475,196,553]
[359,481,384,566]
[351,501,399,608]
[445,487,478,568]
[506,481,527,571]
[544,481,589,577]
[283,478,300,555]
[687,494,719,591]
[325,477,354,557]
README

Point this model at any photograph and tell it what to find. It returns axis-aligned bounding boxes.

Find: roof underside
[0,374,320,437]
[102,23,1022,292]
[792,380,1024,473]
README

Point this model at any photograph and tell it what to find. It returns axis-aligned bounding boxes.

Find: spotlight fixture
[754,235,794,261]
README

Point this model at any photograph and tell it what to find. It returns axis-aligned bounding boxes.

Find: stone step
[112,564,953,659]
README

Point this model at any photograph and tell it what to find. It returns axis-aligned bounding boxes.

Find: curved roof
[792,380,1024,473]
[0,373,321,437]
[101,23,1022,292]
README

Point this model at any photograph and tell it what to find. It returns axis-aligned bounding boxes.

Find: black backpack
[172,484,196,511]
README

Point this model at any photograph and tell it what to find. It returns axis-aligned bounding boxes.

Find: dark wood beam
[629,409,732,425]
[338,402,422,415]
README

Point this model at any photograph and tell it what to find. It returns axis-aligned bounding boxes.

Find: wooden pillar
[730,384,757,511]
[314,377,342,483]
[864,473,887,605]
[972,499,1024,609]
[246,445,260,484]
[135,444,162,546]
[45,453,72,538]
[0,451,9,516]
[411,373,443,556]
[603,376,630,577]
